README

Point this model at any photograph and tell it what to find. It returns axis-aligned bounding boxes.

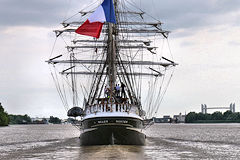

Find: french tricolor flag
[75,0,116,39]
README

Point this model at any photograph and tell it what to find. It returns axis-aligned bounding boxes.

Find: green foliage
[0,103,9,126]
[0,112,9,126]
[49,116,61,124]
[223,110,232,119]
[185,112,197,123]
[226,113,240,120]
[9,114,32,124]
[212,111,223,120]
[186,110,240,123]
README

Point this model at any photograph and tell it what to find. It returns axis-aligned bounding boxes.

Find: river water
[0,123,240,159]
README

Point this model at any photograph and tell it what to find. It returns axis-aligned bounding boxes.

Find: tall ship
[47,0,177,145]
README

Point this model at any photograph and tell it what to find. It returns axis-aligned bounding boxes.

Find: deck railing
[87,103,133,114]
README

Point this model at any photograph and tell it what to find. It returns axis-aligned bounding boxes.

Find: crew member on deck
[104,86,109,98]
[121,82,126,98]
[116,84,120,97]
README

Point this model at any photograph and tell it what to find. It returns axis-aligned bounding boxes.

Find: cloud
[0,0,83,27]
[1,0,239,36]
[229,41,240,46]
[180,41,196,47]
[135,0,240,31]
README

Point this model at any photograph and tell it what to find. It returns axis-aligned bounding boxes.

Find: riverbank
[188,120,240,123]
[185,111,240,123]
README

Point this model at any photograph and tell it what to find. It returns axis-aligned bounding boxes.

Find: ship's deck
[82,111,143,120]
[83,103,142,120]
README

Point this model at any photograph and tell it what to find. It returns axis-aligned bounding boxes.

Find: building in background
[153,113,186,123]
[173,113,186,123]
[31,117,50,124]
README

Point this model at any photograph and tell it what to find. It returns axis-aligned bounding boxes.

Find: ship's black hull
[80,117,145,145]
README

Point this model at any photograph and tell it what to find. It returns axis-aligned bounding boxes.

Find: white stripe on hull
[82,128,97,133]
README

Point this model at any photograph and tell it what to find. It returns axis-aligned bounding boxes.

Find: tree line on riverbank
[0,103,9,126]
[185,111,240,123]
[8,115,61,124]
[0,103,62,126]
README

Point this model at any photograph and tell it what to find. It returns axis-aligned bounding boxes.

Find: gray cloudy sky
[0,0,240,118]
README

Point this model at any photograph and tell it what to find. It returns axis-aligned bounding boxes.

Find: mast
[70,52,77,106]
[108,0,117,99]
[107,23,115,99]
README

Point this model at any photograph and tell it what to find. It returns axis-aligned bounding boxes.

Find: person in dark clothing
[121,82,126,98]
[116,84,120,97]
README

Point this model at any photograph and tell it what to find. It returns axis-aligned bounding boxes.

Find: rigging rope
[49,37,57,59]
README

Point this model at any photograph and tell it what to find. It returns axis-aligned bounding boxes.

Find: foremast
[107,23,116,101]
[107,0,118,103]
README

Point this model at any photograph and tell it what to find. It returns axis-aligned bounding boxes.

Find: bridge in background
[201,103,236,114]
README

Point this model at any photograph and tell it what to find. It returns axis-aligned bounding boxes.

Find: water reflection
[79,143,144,160]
